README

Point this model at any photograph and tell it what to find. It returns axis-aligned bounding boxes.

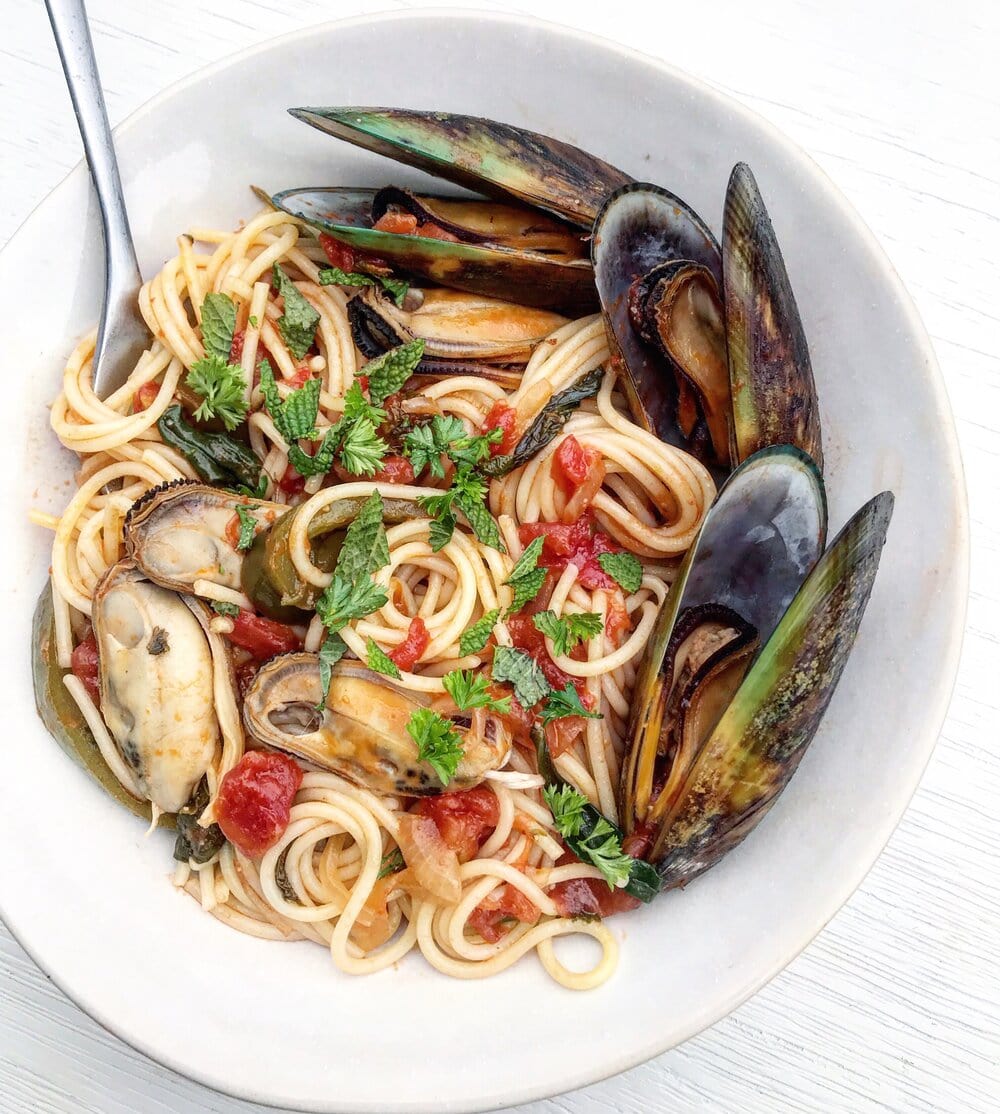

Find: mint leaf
[366,637,401,679]
[259,361,320,442]
[272,264,319,359]
[201,292,237,360]
[318,268,410,308]
[287,427,339,478]
[316,632,348,708]
[234,504,259,551]
[377,846,405,879]
[491,645,550,708]
[336,491,390,582]
[365,339,425,405]
[379,276,410,308]
[459,609,499,656]
[507,536,545,583]
[211,600,240,617]
[428,510,456,552]
[596,552,643,594]
[506,567,546,614]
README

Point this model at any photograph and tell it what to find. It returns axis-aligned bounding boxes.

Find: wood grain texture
[1,0,997,1110]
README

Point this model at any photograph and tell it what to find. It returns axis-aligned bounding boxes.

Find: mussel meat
[93,561,220,814]
[243,658,510,796]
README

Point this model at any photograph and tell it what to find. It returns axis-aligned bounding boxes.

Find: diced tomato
[318,233,356,272]
[545,715,588,758]
[227,611,302,661]
[468,883,540,943]
[279,462,306,495]
[548,851,641,918]
[356,374,370,393]
[216,750,303,858]
[412,785,500,863]
[71,631,101,704]
[287,365,314,388]
[552,435,600,495]
[518,514,622,591]
[132,381,161,413]
[622,825,654,862]
[414,221,459,242]
[490,685,534,747]
[389,616,430,671]
[604,590,631,648]
[373,211,419,235]
[374,454,415,485]
[229,329,245,362]
[224,512,241,550]
[483,402,518,456]
[506,614,595,707]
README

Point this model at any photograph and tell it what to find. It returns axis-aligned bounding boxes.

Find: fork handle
[44,0,142,295]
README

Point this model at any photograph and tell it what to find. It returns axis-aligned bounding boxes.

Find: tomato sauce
[548,852,641,918]
[216,750,303,858]
[229,329,245,362]
[468,884,540,943]
[518,514,622,591]
[132,381,160,413]
[483,402,518,456]
[412,785,499,862]
[318,233,356,272]
[70,631,101,704]
[389,616,430,671]
[278,462,306,495]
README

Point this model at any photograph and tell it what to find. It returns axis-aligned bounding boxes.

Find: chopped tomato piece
[235,660,259,703]
[490,685,534,747]
[412,785,499,863]
[216,750,303,858]
[278,462,306,495]
[132,381,161,413]
[71,631,100,704]
[227,611,302,660]
[604,590,631,648]
[287,365,314,388]
[229,329,245,362]
[518,514,622,591]
[552,435,600,495]
[545,715,588,758]
[318,234,356,272]
[374,454,415,485]
[469,883,540,943]
[622,825,654,862]
[415,221,459,242]
[389,616,430,671]
[374,211,419,235]
[483,402,518,455]
[224,512,242,550]
[356,374,370,393]
[506,614,595,706]
[548,852,641,918]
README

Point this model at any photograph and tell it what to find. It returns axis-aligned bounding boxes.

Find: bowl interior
[0,11,966,1113]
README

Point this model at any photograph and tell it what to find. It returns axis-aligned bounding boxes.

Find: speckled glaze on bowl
[0,11,967,1113]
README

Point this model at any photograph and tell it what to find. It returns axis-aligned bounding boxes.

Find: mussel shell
[652,490,894,880]
[592,183,723,449]
[270,185,597,311]
[724,162,823,470]
[287,107,633,227]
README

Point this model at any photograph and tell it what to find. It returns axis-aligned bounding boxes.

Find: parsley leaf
[185,355,248,431]
[210,600,240,617]
[259,361,320,442]
[200,292,237,360]
[316,632,348,708]
[403,415,467,479]
[366,637,401,679]
[336,491,390,582]
[504,536,547,613]
[543,784,632,890]
[540,684,603,726]
[491,645,550,708]
[342,380,387,426]
[418,468,502,553]
[377,846,405,879]
[234,504,259,551]
[532,611,603,657]
[597,551,643,594]
[406,707,464,786]
[458,609,500,656]
[318,267,411,308]
[442,669,512,714]
[364,339,425,405]
[272,264,319,359]
[316,576,388,634]
[338,418,390,476]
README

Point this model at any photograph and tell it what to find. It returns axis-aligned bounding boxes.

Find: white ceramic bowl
[0,11,967,1112]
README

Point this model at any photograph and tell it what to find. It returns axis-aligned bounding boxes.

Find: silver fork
[45,0,148,399]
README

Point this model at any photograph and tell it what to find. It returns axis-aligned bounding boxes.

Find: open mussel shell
[287,107,633,227]
[623,446,828,835]
[592,183,724,454]
[243,658,510,796]
[652,490,893,884]
[270,185,596,311]
[349,285,568,364]
[724,162,823,470]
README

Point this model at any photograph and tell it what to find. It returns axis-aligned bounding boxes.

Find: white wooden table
[2,1,997,1110]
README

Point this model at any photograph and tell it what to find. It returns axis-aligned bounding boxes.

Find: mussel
[243,658,510,796]
[621,447,892,885]
[92,561,220,814]
[276,107,633,309]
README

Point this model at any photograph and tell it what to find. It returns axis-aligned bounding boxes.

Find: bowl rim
[0,7,970,1111]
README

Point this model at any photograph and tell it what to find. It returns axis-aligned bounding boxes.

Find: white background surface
[1,0,996,1111]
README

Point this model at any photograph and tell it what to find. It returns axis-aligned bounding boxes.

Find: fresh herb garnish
[336,490,390,582]
[442,669,512,714]
[185,354,249,430]
[259,361,320,442]
[419,466,503,553]
[458,609,500,656]
[403,415,500,478]
[234,504,259,551]
[210,600,240,617]
[406,707,464,786]
[366,637,401,679]
[532,611,603,657]
[316,633,348,710]
[248,314,259,328]
[596,551,643,594]
[504,536,547,613]
[272,264,319,359]
[316,576,388,635]
[543,784,633,890]
[337,417,389,476]
[200,292,237,360]
[364,338,425,406]
[540,684,602,726]
[491,645,550,708]
[377,846,406,879]
[318,267,411,309]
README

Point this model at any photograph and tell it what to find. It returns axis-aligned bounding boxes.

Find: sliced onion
[396,813,462,905]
